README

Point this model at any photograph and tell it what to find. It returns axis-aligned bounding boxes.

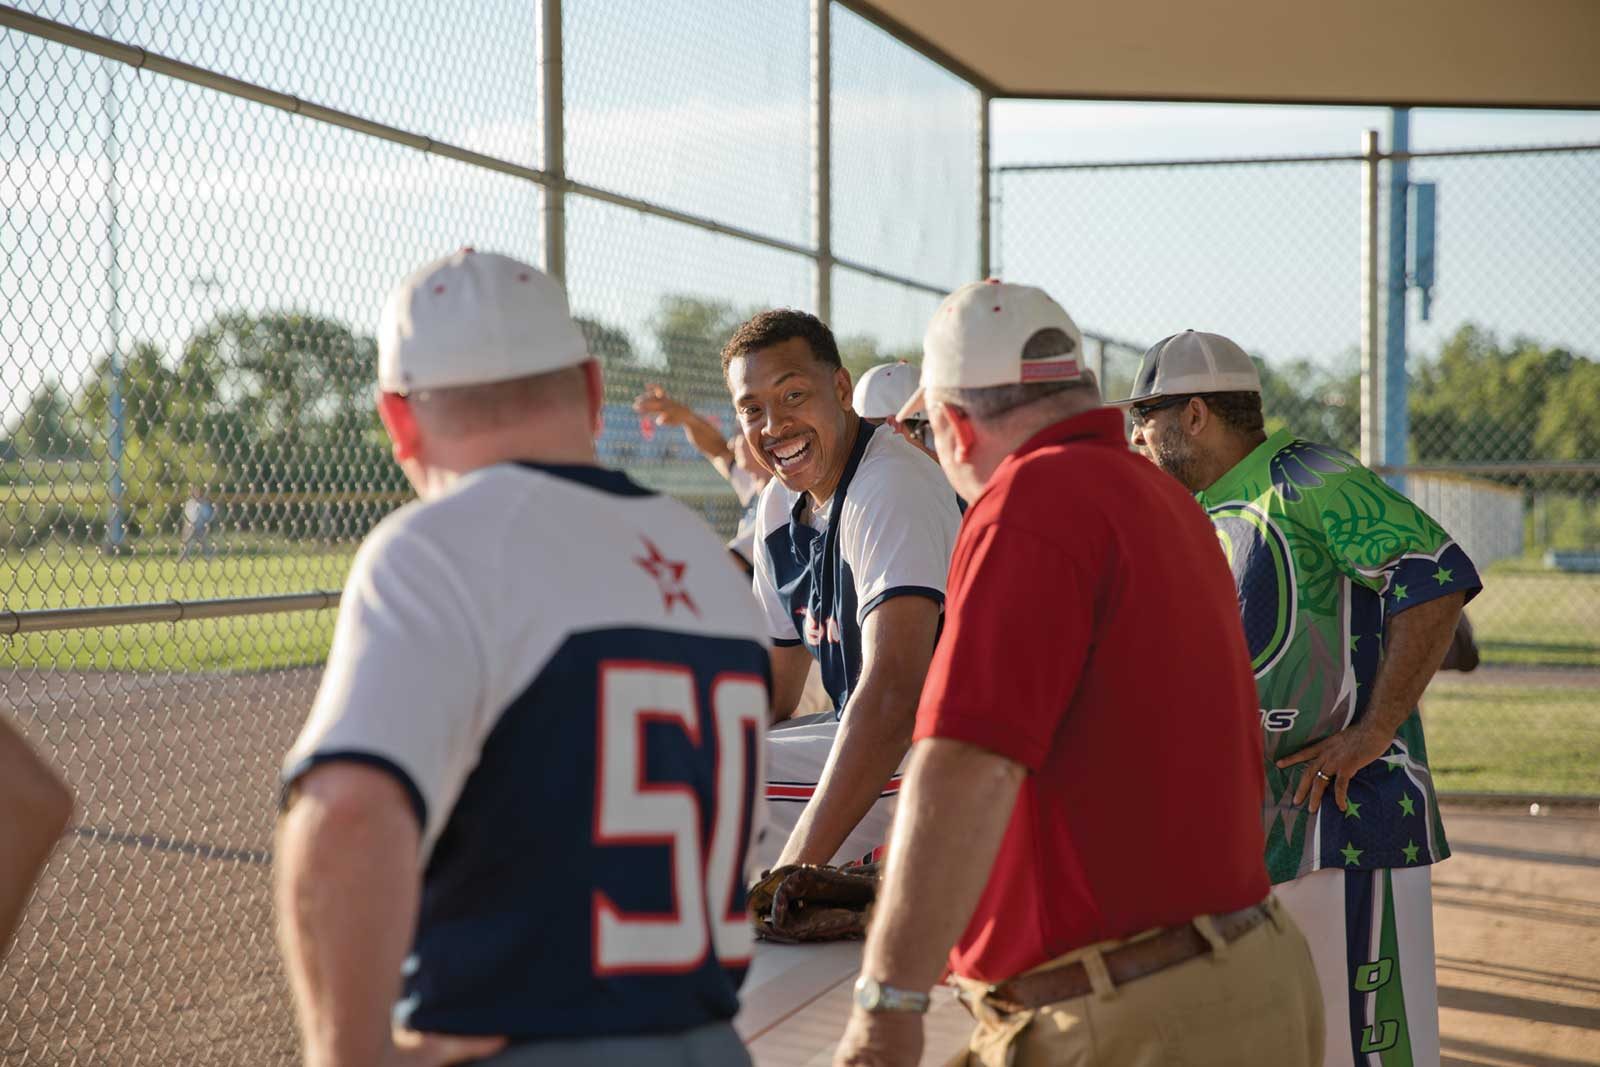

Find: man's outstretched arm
[633,385,734,474]
[0,718,72,961]
[774,596,940,867]
[770,642,818,724]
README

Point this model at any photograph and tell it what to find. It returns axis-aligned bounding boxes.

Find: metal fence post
[1384,108,1411,491]
[811,0,832,321]
[100,0,125,550]
[978,91,991,280]
[1360,129,1381,467]
[541,0,565,283]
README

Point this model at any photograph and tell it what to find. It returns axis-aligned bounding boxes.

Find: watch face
[855,976,882,1011]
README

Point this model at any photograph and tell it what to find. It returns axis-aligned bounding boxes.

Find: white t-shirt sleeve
[750,483,801,644]
[840,436,962,623]
[727,464,762,508]
[282,519,491,860]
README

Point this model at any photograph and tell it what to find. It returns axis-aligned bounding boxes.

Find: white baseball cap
[853,360,923,420]
[1113,330,1261,407]
[900,279,1084,420]
[377,248,589,394]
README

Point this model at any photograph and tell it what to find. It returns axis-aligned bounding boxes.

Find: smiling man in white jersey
[724,310,962,872]
[276,250,771,1067]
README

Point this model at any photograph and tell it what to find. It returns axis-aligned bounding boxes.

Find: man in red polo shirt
[833,281,1322,1067]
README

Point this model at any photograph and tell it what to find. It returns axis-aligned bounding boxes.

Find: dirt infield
[1433,804,1600,1066]
[1,668,1596,1065]
[1,668,314,1066]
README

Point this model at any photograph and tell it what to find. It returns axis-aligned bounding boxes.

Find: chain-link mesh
[998,143,1600,799]
[830,267,941,374]
[830,4,979,287]
[568,194,815,538]
[0,2,979,1062]
[997,158,1365,436]
[1396,147,1600,796]
[564,0,811,245]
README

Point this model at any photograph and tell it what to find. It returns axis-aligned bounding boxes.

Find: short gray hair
[409,363,589,434]
[930,325,1100,419]
[933,371,1100,421]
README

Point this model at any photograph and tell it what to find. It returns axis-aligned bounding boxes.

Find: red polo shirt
[913,408,1269,983]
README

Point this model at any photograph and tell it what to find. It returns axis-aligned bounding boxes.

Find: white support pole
[977,91,991,280]
[1359,129,1381,467]
[811,0,832,321]
[542,0,565,283]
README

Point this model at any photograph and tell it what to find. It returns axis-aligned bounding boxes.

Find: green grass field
[1424,679,1600,796]
[0,544,1595,794]
[1467,561,1600,668]
[0,539,354,671]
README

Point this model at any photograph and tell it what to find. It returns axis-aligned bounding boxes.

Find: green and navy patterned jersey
[1195,430,1482,884]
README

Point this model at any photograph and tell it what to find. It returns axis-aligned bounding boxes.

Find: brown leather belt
[983,901,1273,1014]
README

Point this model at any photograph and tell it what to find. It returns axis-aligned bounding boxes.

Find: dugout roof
[843,0,1600,109]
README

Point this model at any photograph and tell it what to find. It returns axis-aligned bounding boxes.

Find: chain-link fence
[0,1,981,1061]
[997,139,1600,801]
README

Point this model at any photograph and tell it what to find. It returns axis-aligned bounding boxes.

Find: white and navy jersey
[752,422,961,714]
[282,463,770,1042]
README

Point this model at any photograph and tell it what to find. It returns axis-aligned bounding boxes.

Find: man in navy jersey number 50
[276,250,770,1067]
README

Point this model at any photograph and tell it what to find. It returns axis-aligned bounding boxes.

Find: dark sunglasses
[1129,394,1194,425]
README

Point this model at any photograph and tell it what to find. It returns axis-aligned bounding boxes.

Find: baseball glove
[748,863,880,943]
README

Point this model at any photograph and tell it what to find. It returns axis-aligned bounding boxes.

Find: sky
[992,102,1600,374]
[2,0,1597,438]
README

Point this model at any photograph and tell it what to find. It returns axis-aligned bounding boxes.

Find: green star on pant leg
[1393,584,1409,601]
[1398,794,1416,817]
[1433,566,1454,585]
[1350,634,1361,651]
[1343,799,1361,819]
[1341,842,1363,866]
[1402,840,1421,864]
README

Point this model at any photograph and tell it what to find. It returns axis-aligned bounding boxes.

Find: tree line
[4,296,1594,546]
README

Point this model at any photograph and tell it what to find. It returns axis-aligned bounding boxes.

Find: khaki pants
[948,897,1323,1067]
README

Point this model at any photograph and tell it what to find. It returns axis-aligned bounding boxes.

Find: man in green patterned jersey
[1121,331,1481,1067]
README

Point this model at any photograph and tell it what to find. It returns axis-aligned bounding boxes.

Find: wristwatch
[853,975,931,1014]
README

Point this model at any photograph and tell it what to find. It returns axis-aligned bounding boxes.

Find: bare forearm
[778,598,939,867]
[863,738,1023,992]
[0,721,72,957]
[682,414,732,464]
[769,644,814,723]
[276,770,420,1067]
[779,701,913,866]
[1367,592,1466,737]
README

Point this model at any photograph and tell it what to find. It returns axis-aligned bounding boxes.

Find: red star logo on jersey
[634,537,699,617]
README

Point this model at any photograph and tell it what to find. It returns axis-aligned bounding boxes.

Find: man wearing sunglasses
[1123,330,1482,1067]
[852,361,940,464]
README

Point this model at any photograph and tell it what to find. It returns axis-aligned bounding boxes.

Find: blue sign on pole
[1410,181,1437,321]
